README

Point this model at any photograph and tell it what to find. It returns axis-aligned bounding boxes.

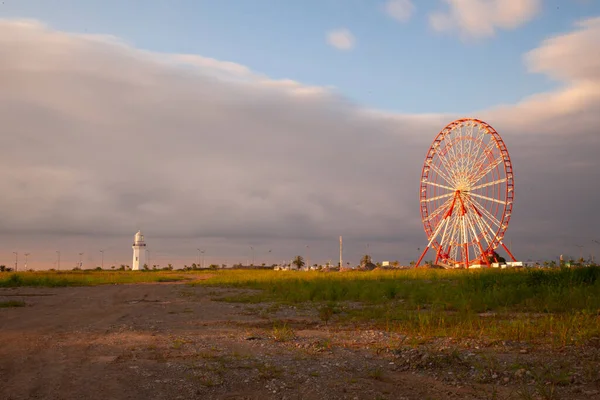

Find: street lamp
[24,253,30,270]
[201,250,205,269]
[100,250,104,269]
[13,252,18,272]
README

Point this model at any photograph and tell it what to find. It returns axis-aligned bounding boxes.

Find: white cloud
[384,0,415,23]
[429,0,542,39]
[326,28,355,50]
[0,18,599,266]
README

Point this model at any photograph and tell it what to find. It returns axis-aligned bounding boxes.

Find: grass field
[193,267,600,347]
[0,270,191,287]
[3,267,600,347]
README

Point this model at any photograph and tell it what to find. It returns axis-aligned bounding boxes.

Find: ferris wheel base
[414,242,518,269]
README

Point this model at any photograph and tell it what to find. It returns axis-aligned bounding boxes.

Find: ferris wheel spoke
[437,214,453,253]
[470,178,507,191]
[424,181,455,192]
[469,192,506,206]
[466,140,497,182]
[469,155,503,186]
[464,212,487,261]
[468,196,503,231]
[424,196,454,223]
[427,162,457,188]
[466,210,494,249]
[421,192,454,203]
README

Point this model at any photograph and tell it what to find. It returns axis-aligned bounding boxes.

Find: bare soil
[1,283,599,400]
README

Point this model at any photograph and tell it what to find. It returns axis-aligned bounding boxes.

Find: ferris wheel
[415,118,517,268]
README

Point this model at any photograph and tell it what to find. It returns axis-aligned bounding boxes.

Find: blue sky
[2,0,599,114]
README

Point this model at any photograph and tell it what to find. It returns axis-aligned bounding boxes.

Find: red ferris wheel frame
[415,118,517,268]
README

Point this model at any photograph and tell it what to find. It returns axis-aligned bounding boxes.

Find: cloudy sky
[1,0,599,269]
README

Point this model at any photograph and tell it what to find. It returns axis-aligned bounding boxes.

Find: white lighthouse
[132,230,146,271]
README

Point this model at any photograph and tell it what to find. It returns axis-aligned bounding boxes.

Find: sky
[1,0,600,269]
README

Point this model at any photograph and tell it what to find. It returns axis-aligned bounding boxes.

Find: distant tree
[360,254,372,266]
[222,264,226,268]
[292,255,305,270]
[167,264,173,271]
[409,261,415,267]
[0,265,5,272]
[111,265,116,270]
[209,264,219,269]
[486,251,506,264]
[143,264,149,270]
[392,261,400,267]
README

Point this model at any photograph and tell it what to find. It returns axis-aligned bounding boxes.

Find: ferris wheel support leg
[416,216,449,268]
[500,242,517,262]
[415,247,429,268]
[476,241,490,267]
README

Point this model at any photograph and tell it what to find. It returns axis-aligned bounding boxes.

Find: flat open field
[1,269,600,399]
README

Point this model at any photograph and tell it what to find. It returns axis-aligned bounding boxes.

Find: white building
[132,230,146,271]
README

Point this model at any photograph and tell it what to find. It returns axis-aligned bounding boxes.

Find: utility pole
[56,251,61,271]
[201,250,205,269]
[306,245,310,271]
[24,253,30,270]
[339,236,343,269]
[100,250,104,269]
[13,252,18,272]
[575,245,584,262]
[196,248,201,268]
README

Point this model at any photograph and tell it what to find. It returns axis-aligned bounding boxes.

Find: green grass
[0,300,26,308]
[0,270,191,287]
[192,267,600,346]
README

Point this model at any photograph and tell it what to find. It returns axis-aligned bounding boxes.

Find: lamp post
[201,250,205,269]
[100,250,104,269]
[24,253,30,270]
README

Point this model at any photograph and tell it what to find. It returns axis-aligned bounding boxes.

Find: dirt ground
[1,282,599,400]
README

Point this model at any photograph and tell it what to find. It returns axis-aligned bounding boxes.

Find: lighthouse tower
[132,230,146,271]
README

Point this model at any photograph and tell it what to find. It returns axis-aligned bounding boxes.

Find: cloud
[429,0,542,39]
[326,28,355,50]
[384,0,415,22]
[0,18,599,267]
